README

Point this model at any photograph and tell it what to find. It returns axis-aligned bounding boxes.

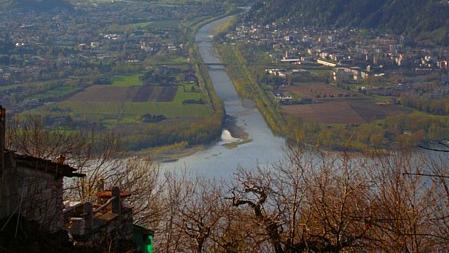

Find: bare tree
[155,172,189,253]
[427,160,449,248]
[229,149,407,253]
[366,152,439,252]
[6,116,91,160]
[176,179,225,253]
[8,116,449,252]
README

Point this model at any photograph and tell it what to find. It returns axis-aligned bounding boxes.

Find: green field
[29,85,81,100]
[112,74,142,87]
[145,54,190,66]
[32,85,212,126]
[114,20,180,32]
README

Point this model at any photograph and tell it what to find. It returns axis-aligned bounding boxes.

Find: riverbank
[215,44,286,135]
[134,142,206,163]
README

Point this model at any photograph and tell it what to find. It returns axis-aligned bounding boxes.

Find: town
[217,17,449,150]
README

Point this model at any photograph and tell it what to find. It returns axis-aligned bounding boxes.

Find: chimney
[0,106,5,176]
[111,187,121,215]
[83,202,93,233]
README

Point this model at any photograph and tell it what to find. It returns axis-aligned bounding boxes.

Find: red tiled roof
[96,190,131,199]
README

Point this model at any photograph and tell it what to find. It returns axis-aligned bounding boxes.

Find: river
[161,17,287,179]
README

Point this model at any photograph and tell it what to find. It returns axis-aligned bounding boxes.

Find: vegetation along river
[162,17,286,178]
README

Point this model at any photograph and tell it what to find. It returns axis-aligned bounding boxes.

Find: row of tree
[401,95,449,115]
[283,111,449,152]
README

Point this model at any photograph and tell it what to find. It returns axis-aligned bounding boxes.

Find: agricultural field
[279,82,408,124]
[111,74,142,87]
[68,85,178,102]
[282,100,408,124]
[34,82,211,125]
[281,83,358,99]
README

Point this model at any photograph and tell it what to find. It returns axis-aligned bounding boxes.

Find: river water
[162,17,286,179]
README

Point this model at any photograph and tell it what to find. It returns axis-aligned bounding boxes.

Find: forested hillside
[248,0,449,45]
[0,0,72,11]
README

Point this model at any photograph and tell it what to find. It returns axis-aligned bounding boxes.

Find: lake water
[161,17,287,179]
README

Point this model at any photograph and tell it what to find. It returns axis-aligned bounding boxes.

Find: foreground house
[0,106,84,232]
[0,106,153,253]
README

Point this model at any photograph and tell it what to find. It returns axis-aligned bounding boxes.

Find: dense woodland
[248,0,449,46]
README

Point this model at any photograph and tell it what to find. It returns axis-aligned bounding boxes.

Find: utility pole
[0,106,5,218]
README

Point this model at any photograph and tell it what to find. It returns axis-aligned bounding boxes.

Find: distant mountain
[0,0,73,11]
[248,0,449,45]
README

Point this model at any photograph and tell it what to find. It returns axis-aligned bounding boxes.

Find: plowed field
[68,85,177,102]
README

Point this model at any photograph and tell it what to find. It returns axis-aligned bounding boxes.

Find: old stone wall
[19,167,64,232]
[0,162,64,232]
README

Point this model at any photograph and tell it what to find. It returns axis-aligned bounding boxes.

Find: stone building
[0,106,84,232]
[0,105,154,252]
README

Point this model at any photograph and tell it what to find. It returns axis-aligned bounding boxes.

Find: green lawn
[28,84,81,100]
[111,74,142,87]
[0,84,20,92]
[130,22,152,30]
[174,84,203,102]
[145,54,189,66]
[147,20,180,30]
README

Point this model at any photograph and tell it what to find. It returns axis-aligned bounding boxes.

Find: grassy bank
[215,44,286,135]
[211,15,238,37]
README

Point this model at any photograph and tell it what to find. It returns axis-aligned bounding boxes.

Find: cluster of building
[233,24,445,74]
[229,22,448,73]
[224,21,449,105]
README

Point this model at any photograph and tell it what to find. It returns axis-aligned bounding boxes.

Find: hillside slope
[0,0,73,11]
[248,0,449,45]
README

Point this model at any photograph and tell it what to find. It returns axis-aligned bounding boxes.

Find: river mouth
[221,115,252,149]
[223,114,249,140]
